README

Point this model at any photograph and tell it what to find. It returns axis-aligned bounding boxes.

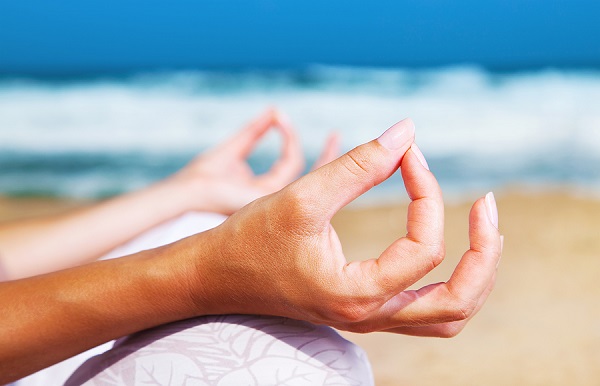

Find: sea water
[1,66,600,202]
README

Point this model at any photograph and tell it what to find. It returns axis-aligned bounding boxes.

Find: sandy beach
[334,192,600,386]
[2,192,599,385]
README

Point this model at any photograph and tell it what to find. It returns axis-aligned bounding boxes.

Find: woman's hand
[168,109,340,215]
[187,118,503,337]
[0,118,501,382]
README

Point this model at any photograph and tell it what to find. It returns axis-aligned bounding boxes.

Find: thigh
[66,315,373,386]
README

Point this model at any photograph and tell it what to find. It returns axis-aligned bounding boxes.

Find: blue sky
[1,0,599,74]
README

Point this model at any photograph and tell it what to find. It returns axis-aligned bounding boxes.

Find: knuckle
[339,147,373,179]
[410,198,443,229]
[262,187,316,237]
[409,240,445,271]
[333,303,371,324]
[319,279,386,325]
[276,186,309,218]
[323,294,375,324]
[419,196,443,214]
[372,270,397,294]
[428,241,446,268]
[365,260,397,295]
[470,237,502,258]
[279,184,305,205]
[444,294,478,322]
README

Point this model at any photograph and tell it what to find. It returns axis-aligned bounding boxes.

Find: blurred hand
[170,109,340,215]
[187,118,502,337]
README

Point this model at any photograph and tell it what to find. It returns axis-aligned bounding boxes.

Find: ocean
[1,66,600,203]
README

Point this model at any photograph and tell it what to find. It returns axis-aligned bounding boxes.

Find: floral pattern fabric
[66,315,373,386]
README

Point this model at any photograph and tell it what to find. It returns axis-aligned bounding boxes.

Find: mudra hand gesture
[0,117,502,383]
[170,108,340,214]
[180,118,502,337]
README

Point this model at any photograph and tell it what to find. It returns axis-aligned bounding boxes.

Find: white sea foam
[1,66,599,198]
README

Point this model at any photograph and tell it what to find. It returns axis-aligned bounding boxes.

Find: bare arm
[0,109,339,280]
[0,233,211,383]
[0,180,190,279]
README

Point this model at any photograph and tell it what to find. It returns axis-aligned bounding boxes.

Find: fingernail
[410,144,429,170]
[377,118,415,150]
[485,192,499,229]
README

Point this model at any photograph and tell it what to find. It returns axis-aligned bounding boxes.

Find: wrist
[152,175,206,215]
[134,245,199,321]
[160,173,219,214]
[150,227,223,318]
[0,247,206,381]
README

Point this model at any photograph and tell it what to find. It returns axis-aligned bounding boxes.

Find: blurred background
[1,0,600,200]
[2,1,600,385]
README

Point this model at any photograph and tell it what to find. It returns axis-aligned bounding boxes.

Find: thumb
[294,118,415,221]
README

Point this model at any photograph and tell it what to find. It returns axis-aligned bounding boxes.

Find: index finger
[382,269,498,337]
[222,109,277,158]
[359,195,502,330]
[344,144,445,297]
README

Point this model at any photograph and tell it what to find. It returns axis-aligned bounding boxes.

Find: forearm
[0,178,195,279]
[0,234,206,384]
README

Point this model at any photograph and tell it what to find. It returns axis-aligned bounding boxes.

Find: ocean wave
[1,66,599,198]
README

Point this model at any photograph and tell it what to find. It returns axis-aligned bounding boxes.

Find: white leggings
[19,212,373,386]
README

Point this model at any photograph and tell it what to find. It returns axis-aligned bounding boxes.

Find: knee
[66,315,373,385]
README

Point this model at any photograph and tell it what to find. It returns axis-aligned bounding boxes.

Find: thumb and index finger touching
[223,109,307,187]
[290,117,503,333]
[222,109,278,158]
[230,113,436,235]
[225,108,344,189]
[290,118,452,296]
[294,118,417,221]
[264,116,501,334]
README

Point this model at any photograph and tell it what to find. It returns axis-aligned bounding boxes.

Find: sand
[333,192,600,386]
[2,192,599,385]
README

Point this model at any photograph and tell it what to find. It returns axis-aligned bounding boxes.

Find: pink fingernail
[410,144,429,170]
[377,118,415,150]
[485,192,499,229]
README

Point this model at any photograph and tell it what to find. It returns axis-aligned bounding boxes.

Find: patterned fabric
[66,315,373,386]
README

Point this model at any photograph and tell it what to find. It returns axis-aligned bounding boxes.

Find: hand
[169,109,340,215]
[188,118,503,337]
[0,118,501,382]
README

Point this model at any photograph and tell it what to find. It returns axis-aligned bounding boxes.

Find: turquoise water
[2,66,600,200]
